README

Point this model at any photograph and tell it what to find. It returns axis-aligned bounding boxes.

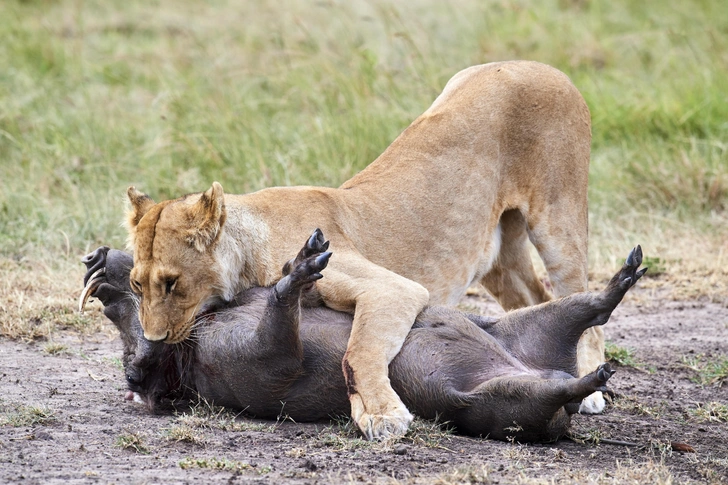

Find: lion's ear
[127,187,156,227]
[126,187,156,249]
[186,181,227,252]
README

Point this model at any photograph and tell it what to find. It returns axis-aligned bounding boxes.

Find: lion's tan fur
[126,61,603,437]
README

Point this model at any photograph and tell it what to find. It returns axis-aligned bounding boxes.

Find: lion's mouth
[166,305,218,344]
[165,326,191,345]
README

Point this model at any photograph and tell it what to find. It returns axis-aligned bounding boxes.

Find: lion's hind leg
[521,190,611,414]
[479,209,551,311]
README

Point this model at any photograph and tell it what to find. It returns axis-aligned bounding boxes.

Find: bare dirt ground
[1,284,727,484]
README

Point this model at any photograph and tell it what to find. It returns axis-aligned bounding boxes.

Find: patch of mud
[1,288,726,484]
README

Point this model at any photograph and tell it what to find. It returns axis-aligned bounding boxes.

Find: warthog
[80,231,646,442]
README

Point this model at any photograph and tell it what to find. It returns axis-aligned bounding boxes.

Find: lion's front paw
[349,393,413,441]
[578,391,606,414]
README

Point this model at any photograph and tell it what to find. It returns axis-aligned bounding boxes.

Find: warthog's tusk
[78,268,106,313]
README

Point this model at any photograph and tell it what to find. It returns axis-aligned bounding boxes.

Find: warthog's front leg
[281,228,330,276]
[254,239,332,360]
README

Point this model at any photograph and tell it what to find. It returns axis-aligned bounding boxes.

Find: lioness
[80,238,646,442]
[125,61,597,439]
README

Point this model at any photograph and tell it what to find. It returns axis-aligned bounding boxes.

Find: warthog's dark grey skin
[81,233,646,442]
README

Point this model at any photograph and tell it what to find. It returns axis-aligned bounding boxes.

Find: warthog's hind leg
[453,363,616,442]
[483,246,646,377]
[601,245,648,305]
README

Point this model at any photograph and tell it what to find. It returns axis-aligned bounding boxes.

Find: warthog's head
[80,247,189,411]
[125,182,227,344]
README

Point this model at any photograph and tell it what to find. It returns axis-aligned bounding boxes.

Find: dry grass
[611,395,666,418]
[165,424,206,445]
[0,256,107,341]
[43,342,68,355]
[591,459,675,485]
[115,431,149,454]
[173,397,275,434]
[178,456,260,473]
[689,402,728,423]
[433,465,491,484]
[0,402,56,427]
[681,354,728,387]
[403,417,456,449]
[586,216,728,303]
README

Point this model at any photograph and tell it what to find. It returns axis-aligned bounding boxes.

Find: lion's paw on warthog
[80,231,645,443]
[350,398,414,441]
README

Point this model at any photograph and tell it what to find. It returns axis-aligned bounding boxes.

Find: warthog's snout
[126,366,146,387]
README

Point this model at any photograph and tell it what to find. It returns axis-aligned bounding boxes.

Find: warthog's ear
[126,187,156,249]
[186,181,227,253]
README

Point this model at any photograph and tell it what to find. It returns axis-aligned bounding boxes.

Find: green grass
[178,457,257,473]
[605,341,639,367]
[681,353,728,386]
[689,401,728,423]
[0,0,726,281]
[115,431,149,454]
[0,403,56,427]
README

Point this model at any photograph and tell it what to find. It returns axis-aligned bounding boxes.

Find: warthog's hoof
[619,245,648,290]
[596,362,615,382]
[579,363,616,414]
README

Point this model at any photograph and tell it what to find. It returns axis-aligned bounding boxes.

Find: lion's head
[126,182,227,343]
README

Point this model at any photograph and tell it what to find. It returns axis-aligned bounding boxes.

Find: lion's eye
[130,279,142,294]
[165,278,177,295]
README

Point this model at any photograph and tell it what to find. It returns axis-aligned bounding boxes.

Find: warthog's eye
[165,278,177,295]
[130,279,142,295]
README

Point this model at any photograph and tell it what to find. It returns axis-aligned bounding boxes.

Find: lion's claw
[350,394,413,441]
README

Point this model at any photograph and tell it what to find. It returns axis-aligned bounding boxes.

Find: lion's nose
[143,330,170,342]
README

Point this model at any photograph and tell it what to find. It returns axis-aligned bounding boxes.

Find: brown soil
[1,287,727,484]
